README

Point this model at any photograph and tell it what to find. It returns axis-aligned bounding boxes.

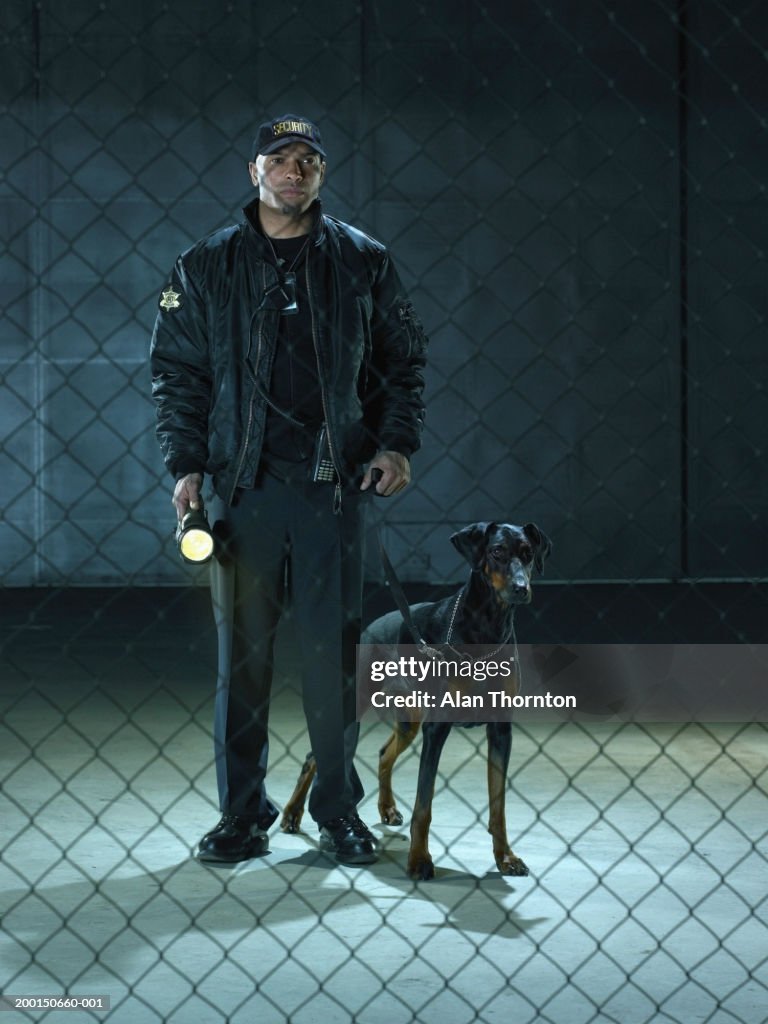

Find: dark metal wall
[2,8,767,1022]
[1,0,766,586]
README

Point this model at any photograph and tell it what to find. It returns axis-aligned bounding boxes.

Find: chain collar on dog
[444,585,518,666]
[379,538,519,674]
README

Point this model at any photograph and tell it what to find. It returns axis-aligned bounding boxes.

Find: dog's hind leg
[378,720,420,825]
[280,752,316,834]
[408,722,452,880]
[486,722,528,876]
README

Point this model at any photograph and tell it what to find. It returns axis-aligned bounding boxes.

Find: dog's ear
[450,522,496,568]
[523,523,552,574]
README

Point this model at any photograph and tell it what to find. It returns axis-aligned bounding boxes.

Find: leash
[377,534,445,660]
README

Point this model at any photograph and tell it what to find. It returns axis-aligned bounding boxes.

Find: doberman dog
[281,521,551,880]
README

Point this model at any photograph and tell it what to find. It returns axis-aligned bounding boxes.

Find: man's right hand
[173,473,203,520]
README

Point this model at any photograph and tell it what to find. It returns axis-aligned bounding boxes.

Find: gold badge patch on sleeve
[159,286,181,311]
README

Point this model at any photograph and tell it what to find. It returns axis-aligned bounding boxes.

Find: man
[150,114,427,866]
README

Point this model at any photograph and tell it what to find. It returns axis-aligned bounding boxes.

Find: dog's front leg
[487,722,528,876]
[408,722,452,880]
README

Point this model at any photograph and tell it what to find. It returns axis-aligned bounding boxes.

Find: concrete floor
[1,657,766,1024]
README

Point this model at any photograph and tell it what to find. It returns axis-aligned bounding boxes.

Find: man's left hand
[360,451,411,496]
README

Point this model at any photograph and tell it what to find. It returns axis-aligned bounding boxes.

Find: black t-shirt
[261,234,324,462]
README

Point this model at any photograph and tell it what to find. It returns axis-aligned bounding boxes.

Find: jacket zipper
[228,266,268,505]
[306,252,343,514]
[228,384,256,506]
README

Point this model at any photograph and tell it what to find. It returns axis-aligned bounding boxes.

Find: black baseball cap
[252,114,326,160]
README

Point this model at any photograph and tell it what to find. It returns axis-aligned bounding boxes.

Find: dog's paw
[379,805,404,826]
[497,852,529,877]
[407,856,435,881]
[280,811,303,835]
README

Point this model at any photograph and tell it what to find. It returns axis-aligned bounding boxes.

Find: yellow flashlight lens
[179,526,214,563]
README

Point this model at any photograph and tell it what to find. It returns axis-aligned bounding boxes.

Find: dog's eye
[519,545,533,562]
[489,545,507,559]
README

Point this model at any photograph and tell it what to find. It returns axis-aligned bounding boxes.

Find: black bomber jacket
[150,198,428,505]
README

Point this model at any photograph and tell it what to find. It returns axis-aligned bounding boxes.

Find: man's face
[249,141,326,216]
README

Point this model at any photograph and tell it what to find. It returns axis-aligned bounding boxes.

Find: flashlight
[176,507,214,564]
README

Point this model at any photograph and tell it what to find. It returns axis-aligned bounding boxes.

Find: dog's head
[450,521,552,604]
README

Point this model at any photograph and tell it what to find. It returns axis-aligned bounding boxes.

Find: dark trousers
[208,470,368,829]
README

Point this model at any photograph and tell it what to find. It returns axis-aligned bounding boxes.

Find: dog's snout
[507,563,532,602]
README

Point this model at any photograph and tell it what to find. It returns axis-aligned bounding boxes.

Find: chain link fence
[1,1,766,1021]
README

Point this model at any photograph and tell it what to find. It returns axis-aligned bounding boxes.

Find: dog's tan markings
[484,562,509,597]
[378,722,419,825]
[280,753,316,833]
[488,748,529,876]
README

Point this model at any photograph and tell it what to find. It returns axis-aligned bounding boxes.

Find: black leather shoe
[196,815,269,863]
[319,814,378,865]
